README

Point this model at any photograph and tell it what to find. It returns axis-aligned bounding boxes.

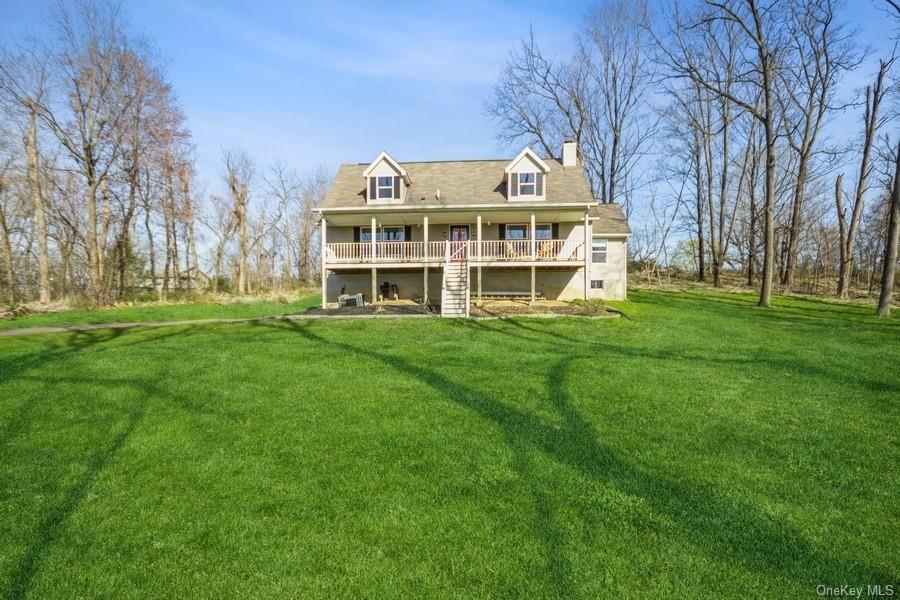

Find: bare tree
[31,1,136,304]
[836,57,894,298]
[0,153,16,304]
[199,193,235,293]
[486,0,654,208]
[223,149,253,295]
[778,0,859,289]
[0,43,53,303]
[876,141,899,316]
[659,0,789,307]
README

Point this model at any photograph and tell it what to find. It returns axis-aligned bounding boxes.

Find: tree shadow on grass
[272,319,896,594]
[4,405,145,600]
[0,326,214,446]
[633,289,900,334]
[462,315,900,400]
[0,325,230,600]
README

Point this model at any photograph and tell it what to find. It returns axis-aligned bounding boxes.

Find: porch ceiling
[322,207,590,226]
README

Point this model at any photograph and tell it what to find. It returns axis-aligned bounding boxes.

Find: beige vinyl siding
[589,237,627,300]
[327,226,355,244]
[325,269,586,302]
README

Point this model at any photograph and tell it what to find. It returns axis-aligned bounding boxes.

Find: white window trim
[361,225,405,242]
[505,223,553,239]
[376,176,394,199]
[592,237,608,264]
[505,223,529,240]
[518,172,536,196]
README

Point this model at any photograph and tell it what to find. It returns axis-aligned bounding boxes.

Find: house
[317,140,630,316]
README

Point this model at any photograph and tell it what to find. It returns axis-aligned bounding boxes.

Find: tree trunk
[835,174,846,296]
[0,183,15,305]
[238,199,248,294]
[27,109,51,304]
[85,174,102,305]
[714,98,730,288]
[144,202,156,296]
[782,159,808,290]
[693,130,705,281]
[758,51,776,308]
[759,125,775,306]
[876,143,900,317]
[839,65,888,298]
[747,140,759,287]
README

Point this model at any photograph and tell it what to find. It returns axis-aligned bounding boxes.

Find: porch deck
[324,240,583,266]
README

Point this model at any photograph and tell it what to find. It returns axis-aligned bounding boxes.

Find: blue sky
[0,0,895,197]
[0,0,590,190]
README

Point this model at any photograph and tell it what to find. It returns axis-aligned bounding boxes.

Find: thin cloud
[174,0,511,86]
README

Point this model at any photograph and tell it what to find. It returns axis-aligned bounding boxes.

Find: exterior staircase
[441,242,470,318]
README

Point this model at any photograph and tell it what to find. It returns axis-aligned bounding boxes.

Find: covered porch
[319,205,593,309]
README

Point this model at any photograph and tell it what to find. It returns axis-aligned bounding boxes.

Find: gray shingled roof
[322,157,595,208]
[589,204,631,235]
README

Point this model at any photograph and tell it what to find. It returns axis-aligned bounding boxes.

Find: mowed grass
[0,290,897,598]
[1,295,321,329]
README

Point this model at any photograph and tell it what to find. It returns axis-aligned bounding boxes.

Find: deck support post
[530,212,536,302]
[423,215,429,305]
[476,214,482,305]
[320,217,327,309]
[371,216,377,304]
[583,211,590,300]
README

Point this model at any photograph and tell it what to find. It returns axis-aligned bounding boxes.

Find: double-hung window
[376,176,394,199]
[360,226,405,242]
[506,224,528,239]
[592,238,608,263]
[535,224,552,240]
[518,172,536,195]
[381,226,404,241]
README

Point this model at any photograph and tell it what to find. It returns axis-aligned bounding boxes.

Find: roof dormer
[505,147,550,201]
[363,152,410,204]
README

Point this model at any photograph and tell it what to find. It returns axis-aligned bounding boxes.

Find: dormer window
[373,176,398,199]
[363,152,409,203]
[519,172,536,195]
[510,172,543,197]
[505,147,550,200]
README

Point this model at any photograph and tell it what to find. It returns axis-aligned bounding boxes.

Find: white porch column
[476,214,482,305]
[320,217,327,309]
[423,214,429,304]
[530,212,536,302]
[371,216,377,304]
[583,211,590,300]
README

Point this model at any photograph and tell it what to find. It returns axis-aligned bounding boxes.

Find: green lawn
[1,295,321,329]
[0,290,897,598]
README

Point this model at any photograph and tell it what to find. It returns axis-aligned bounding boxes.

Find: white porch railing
[325,240,581,264]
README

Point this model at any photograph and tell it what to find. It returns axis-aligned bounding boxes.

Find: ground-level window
[591,280,604,289]
[506,224,528,239]
[592,237,608,263]
[361,226,404,242]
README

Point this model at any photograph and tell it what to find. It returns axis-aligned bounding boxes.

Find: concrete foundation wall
[325,268,588,303]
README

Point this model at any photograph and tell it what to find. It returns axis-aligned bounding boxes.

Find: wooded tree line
[488,0,900,313]
[0,1,325,307]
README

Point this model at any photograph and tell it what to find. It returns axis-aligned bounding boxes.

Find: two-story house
[317,140,630,316]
